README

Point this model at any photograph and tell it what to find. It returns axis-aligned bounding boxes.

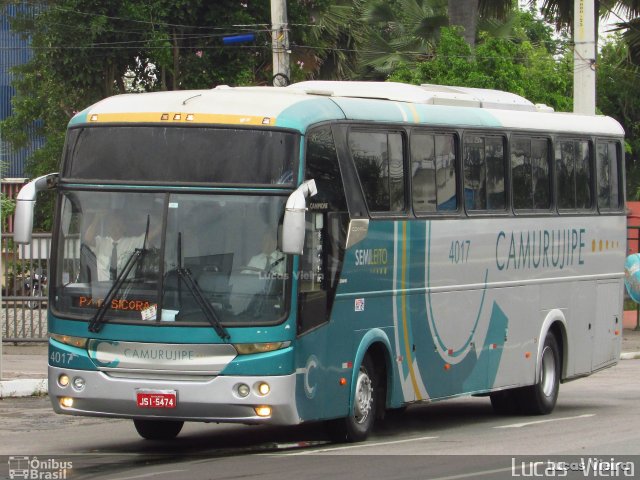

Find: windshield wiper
[175,267,230,340]
[87,247,146,333]
[88,216,150,333]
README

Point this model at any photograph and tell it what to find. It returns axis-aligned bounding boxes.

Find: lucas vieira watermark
[512,457,635,477]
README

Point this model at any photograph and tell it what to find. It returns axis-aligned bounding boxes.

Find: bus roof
[70,81,624,137]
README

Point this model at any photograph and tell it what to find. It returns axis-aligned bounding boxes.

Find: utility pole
[271,0,290,87]
[574,0,596,115]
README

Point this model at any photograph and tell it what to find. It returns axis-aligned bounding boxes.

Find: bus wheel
[518,332,561,415]
[133,419,184,440]
[328,354,378,443]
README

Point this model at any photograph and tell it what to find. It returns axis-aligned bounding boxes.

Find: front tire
[133,419,184,440]
[328,354,378,443]
[518,332,561,415]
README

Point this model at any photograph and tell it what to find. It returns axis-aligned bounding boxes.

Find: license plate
[136,390,177,409]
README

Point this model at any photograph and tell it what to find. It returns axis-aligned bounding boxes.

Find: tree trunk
[448,0,479,47]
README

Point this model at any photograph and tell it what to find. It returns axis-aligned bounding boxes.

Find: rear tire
[518,332,561,415]
[327,354,378,443]
[133,419,184,440]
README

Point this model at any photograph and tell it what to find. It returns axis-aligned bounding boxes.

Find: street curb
[0,379,48,398]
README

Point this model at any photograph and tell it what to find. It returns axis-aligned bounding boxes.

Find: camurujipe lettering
[123,348,195,361]
[496,228,585,271]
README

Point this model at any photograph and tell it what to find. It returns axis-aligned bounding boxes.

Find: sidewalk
[0,344,48,398]
[2,329,640,398]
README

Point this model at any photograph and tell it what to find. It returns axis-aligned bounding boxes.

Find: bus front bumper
[48,365,300,425]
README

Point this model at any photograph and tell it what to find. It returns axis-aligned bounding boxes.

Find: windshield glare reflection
[54,191,289,326]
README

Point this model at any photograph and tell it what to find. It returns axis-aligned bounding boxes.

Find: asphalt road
[1,360,639,480]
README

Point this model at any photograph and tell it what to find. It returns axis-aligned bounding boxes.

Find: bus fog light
[58,374,70,387]
[59,397,74,408]
[237,384,250,398]
[72,377,85,391]
[255,406,272,417]
[256,382,270,396]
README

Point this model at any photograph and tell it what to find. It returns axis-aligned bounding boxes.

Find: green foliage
[390,26,573,112]
[597,34,640,199]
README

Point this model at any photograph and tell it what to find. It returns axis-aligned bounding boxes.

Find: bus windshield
[53,191,290,327]
[62,126,297,186]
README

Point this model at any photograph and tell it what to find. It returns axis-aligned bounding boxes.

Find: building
[1,2,45,233]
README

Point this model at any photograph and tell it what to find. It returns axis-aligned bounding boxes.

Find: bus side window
[464,134,506,211]
[349,130,406,214]
[557,139,592,211]
[411,132,457,213]
[512,137,551,211]
[596,140,621,210]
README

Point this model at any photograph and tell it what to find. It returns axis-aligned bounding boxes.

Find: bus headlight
[59,397,74,408]
[255,406,272,417]
[58,374,70,387]
[236,384,250,398]
[256,382,270,396]
[50,334,88,349]
[72,377,85,391]
[233,342,290,355]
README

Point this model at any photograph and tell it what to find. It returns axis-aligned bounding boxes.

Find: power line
[8,0,272,32]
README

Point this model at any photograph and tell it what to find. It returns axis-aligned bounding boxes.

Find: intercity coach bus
[15,81,625,442]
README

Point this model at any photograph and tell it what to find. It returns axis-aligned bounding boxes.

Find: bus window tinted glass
[512,137,550,210]
[306,126,347,211]
[532,139,550,209]
[350,130,405,213]
[556,141,575,209]
[597,141,621,210]
[411,133,457,213]
[63,126,297,185]
[464,135,505,211]
[557,139,592,210]
[512,138,532,209]
[576,141,592,209]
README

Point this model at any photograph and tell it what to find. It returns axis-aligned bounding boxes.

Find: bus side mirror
[14,173,58,244]
[281,179,317,255]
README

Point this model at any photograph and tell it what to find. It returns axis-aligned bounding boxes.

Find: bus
[14,81,625,442]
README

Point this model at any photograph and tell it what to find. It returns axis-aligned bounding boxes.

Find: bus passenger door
[295,212,350,421]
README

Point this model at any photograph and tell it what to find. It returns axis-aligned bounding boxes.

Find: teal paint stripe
[426,221,489,357]
[275,98,345,131]
[332,98,407,123]
[331,98,501,127]
[68,107,91,126]
[414,104,501,127]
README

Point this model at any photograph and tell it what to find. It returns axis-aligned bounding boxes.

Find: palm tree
[535,1,640,65]
[358,0,449,75]
[448,0,480,46]
[449,0,516,47]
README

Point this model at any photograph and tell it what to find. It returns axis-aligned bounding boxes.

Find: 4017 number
[449,240,471,264]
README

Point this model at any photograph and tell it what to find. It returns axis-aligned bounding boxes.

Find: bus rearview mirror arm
[281,179,317,255]
[14,173,59,244]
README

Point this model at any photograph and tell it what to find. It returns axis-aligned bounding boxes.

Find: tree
[448,0,480,46]
[389,24,573,112]
[597,34,640,198]
[0,0,322,174]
